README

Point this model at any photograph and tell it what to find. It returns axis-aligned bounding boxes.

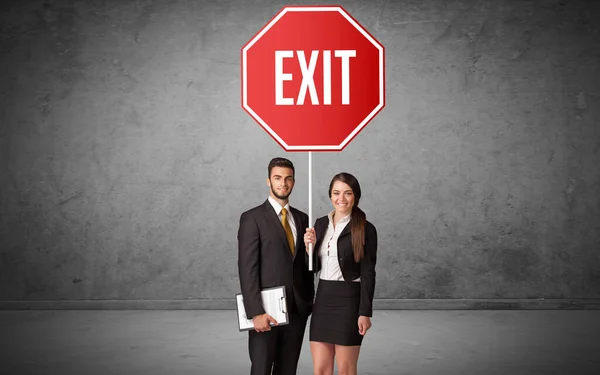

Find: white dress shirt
[268,196,297,245]
[318,210,360,282]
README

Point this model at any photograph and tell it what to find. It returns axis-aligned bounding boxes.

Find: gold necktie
[281,208,295,256]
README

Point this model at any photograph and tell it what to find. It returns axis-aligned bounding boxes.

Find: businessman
[238,157,314,375]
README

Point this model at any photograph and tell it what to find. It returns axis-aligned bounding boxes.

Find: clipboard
[236,286,289,331]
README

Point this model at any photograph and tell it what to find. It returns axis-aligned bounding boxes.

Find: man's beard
[271,185,291,200]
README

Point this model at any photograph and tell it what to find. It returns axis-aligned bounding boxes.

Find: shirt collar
[268,196,291,215]
[327,210,351,224]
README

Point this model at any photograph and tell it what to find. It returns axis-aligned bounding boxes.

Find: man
[238,157,314,375]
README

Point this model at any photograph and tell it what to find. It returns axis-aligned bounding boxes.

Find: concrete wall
[1,0,599,309]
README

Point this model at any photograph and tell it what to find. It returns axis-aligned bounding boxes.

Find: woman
[304,172,378,375]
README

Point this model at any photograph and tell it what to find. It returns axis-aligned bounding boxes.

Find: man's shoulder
[240,202,267,218]
[290,206,308,218]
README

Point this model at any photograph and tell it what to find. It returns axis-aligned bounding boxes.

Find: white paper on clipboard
[236,286,289,331]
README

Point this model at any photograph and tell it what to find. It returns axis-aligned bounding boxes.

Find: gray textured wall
[1,0,599,308]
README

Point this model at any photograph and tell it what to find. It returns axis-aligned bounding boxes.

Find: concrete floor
[1,310,599,375]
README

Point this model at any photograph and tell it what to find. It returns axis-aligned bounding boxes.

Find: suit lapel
[339,221,352,238]
[290,208,303,261]
[314,217,328,247]
[312,217,327,271]
[335,219,352,261]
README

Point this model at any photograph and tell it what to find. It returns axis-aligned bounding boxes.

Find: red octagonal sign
[242,5,385,151]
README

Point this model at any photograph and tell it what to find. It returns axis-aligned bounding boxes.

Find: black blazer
[238,200,314,319]
[310,215,378,317]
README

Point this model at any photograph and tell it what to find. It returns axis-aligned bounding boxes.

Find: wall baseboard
[1,298,599,310]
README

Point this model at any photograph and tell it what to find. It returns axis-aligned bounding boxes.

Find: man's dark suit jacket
[310,215,378,317]
[238,200,314,319]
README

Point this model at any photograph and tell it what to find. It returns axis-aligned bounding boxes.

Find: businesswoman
[304,172,378,375]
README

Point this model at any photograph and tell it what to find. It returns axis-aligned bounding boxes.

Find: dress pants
[248,312,308,375]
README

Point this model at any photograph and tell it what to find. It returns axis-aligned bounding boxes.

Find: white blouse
[318,211,360,282]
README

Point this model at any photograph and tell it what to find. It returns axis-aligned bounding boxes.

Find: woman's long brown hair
[328,172,366,262]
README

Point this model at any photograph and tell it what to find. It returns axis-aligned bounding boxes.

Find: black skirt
[309,279,364,346]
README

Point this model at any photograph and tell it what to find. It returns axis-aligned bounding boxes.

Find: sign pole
[308,151,313,271]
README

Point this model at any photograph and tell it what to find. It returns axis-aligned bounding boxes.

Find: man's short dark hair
[268,157,295,178]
